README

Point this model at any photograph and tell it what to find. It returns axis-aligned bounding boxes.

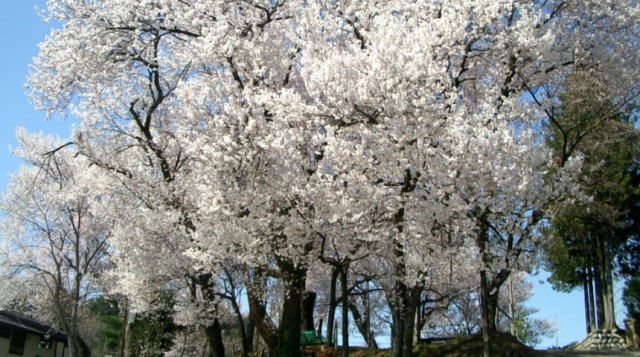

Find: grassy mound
[416,331,542,357]
[303,331,542,357]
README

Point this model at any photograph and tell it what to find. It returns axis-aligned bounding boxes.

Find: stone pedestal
[625,318,640,349]
[575,329,627,350]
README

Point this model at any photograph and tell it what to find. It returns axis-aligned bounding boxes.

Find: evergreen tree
[623,277,640,321]
[88,297,123,353]
[544,70,640,332]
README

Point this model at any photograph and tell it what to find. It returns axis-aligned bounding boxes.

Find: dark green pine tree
[88,297,123,353]
[543,70,640,333]
[623,277,640,321]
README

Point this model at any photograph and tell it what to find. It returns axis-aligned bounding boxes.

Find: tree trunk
[120,305,128,357]
[347,296,379,349]
[248,291,277,352]
[594,266,605,330]
[246,314,256,353]
[401,288,421,357]
[271,262,306,357]
[416,293,433,343]
[413,289,424,346]
[198,274,226,357]
[388,271,406,357]
[476,211,492,357]
[341,267,350,357]
[587,266,597,331]
[225,267,251,357]
[366,285,377,350]
[389,278,418,357]
[249,268,306,357]
[231,297,250,357]
[390,303,404,357]
[486,287,499,332]
[326,266,340,347]
[593,237,606,330]
[123,310,136,357]
[584,239,596,333]
[602,236,617,330]
[204,318,226,357]
[480,270,492,357]
[604,281,616,330]
[317,318,323,340]
[583,273,592,334]
[302,291,317,332]
[67,330,92,357]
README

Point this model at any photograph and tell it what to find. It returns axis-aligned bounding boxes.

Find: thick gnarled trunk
[204,318,225,357]
[249,262,307,357]
[389,276,421,357]
[67,330,92,357]
[387,231,423,357]
[198,274,226,357]
[272,263,306,357]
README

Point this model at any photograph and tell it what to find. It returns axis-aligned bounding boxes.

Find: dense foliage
[1,1,639,357]
[543,71,640,332]
[624,277,640,322]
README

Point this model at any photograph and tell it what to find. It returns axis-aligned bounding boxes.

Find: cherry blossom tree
[424,272,556,346]
[0,128,112,357]
[27,1,640,357]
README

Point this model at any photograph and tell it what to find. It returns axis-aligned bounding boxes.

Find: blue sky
[0,1,626,350]
[0,1,73,185]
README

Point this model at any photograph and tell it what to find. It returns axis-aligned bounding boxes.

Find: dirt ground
[543,351,640,357]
